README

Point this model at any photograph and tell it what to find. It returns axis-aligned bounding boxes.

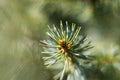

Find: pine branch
[40,21,94,80]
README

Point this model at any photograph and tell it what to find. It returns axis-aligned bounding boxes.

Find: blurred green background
[0,0,120,80]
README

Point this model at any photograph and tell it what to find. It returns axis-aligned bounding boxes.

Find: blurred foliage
[85,42,120,80]
[0,0,120,80]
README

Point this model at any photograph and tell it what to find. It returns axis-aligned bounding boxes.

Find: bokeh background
[0,0,120,80]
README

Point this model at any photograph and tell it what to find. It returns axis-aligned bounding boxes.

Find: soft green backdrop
[0,0,120,80]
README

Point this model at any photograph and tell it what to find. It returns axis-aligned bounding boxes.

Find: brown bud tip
[59,39,65,45]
